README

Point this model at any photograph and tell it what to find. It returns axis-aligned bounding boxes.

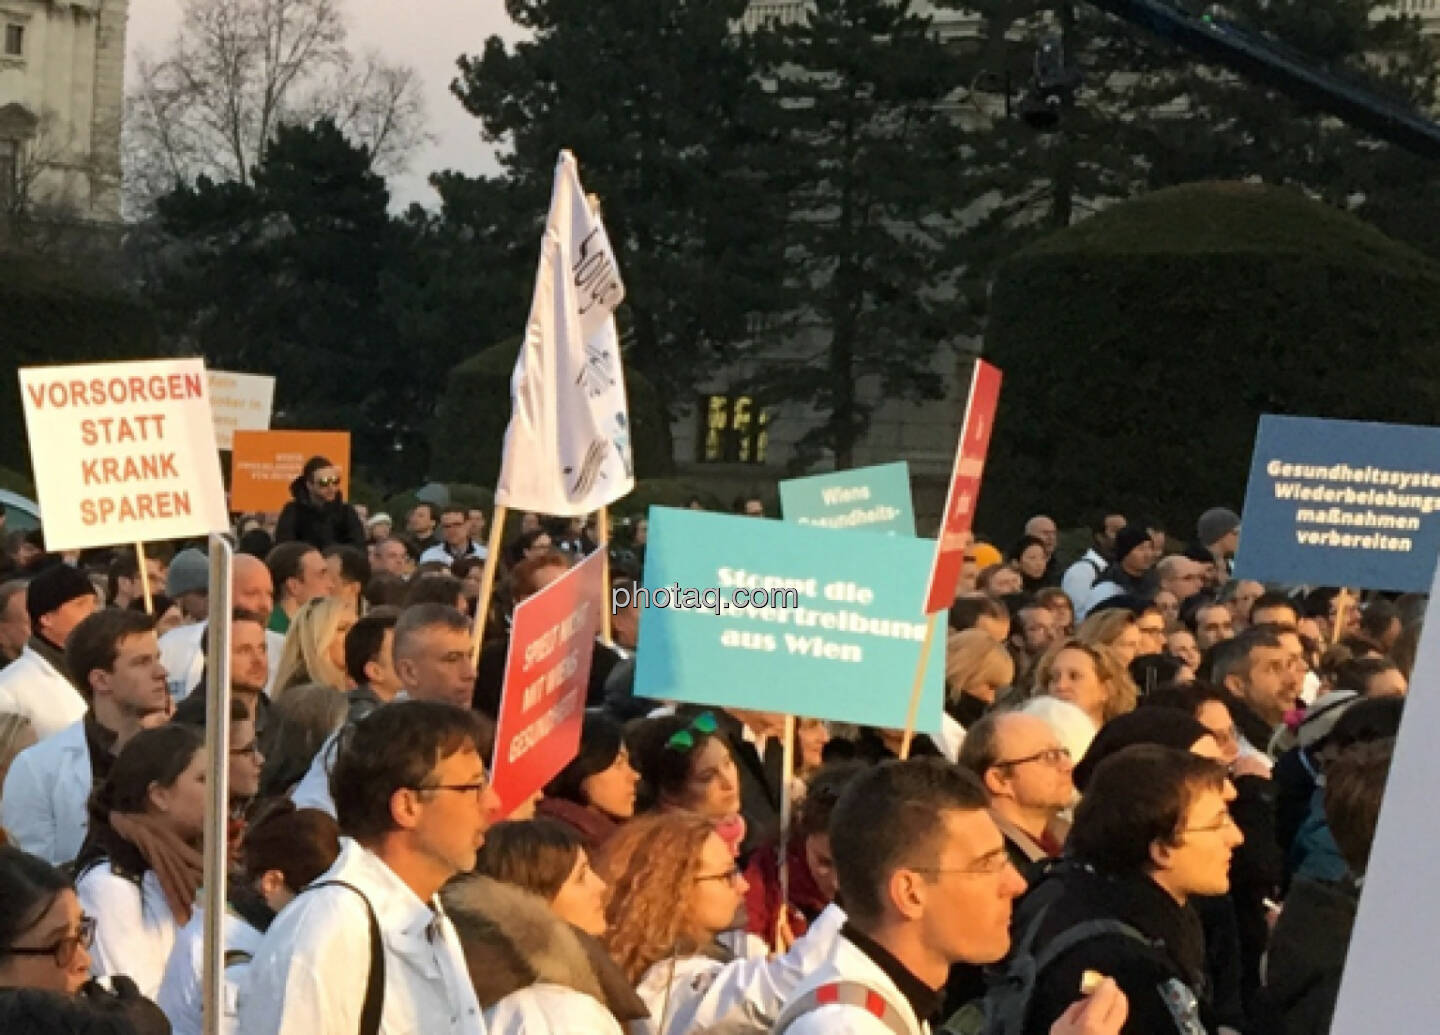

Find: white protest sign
[1331,558,1440,1027]
[19,359,230,551]
[207,370,275,450]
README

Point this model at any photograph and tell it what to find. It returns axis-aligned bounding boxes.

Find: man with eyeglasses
[420,506,488,567]
[960,712,1074,883]
[777,758,1126,1035]
[1011,745,1242,1035]
[275,455,366,552]
[240,701,497,1035]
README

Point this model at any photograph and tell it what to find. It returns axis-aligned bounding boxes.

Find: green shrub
[977,181,1440,537]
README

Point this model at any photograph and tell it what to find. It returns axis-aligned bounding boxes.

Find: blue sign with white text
[1233,414,1440,592]
[779,461,916,536]
[633,507,945,732]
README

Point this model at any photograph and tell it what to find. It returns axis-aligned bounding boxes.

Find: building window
[0,140,15,209]
[698,394,769,464]
[3,25,22,57]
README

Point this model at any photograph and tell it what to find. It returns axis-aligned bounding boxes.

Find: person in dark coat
[1016,746,1241,1035]
[1264,737,1393,1034]
[273,456,365,552]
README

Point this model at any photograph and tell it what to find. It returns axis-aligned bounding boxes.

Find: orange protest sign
[229,430,351,512]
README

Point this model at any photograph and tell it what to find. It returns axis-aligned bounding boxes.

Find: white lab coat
[159,621,284,701]
[237,837,485,1035]
[77,862,180,1000]
[288,726,341,817]
[157,903,264,1035]
[419,542,488,566]
[1,718,91,863]
[484,983,622,1035]
[779,932,927,1035]
[1059,549,1106,613]
[0,645,87,740]
[631,904,847,1035]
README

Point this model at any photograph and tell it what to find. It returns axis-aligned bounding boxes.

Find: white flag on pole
[494,151,634,516]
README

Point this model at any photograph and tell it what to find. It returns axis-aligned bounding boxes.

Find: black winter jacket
[274,476,365,551]
[1018,863,1210,1035]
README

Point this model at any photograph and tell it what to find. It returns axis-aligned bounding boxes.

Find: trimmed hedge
[0,256,160,476]
[976,181,1440,537]
[428,337,673,488]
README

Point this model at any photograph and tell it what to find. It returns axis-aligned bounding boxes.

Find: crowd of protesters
[0,463,1405,1034]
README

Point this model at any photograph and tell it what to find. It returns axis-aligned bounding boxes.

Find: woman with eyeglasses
[157,801,339,1035]
[628,712,747,856]
[0,845,169,1032]
[597,812,845,1035]
[75,723,208,999]
[274,455,367,552]
[272,596,357,696]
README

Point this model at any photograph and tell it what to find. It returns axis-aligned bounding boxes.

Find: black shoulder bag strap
[305,879,385,1035]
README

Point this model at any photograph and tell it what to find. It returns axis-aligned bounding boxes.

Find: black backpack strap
[1030,918,1153,977]
[773,980,912,1035]
[305,879,385,1035]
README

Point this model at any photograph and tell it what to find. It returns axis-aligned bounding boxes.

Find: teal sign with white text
[633,507,944,732]
[779,461,915,536]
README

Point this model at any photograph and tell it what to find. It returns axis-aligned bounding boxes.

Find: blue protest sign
[779,461,916,536]
[632,507,945,732]
[1233,414,1440,592]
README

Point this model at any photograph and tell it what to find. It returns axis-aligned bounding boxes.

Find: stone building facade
[0,0,127,223]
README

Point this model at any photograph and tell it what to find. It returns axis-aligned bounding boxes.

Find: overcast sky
[125,1,522,207]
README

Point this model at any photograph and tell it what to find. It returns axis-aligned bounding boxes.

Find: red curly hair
[595,811,717,983]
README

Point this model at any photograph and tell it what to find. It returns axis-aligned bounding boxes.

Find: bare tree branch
[122,0,427,215]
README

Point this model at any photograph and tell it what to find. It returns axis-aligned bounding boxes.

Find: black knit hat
[1112,524,1153,563]
[1073,708,1210,792]
[25,563,96,628]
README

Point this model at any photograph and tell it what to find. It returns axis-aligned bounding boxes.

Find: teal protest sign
[632,507,945,732]
[779,461,916,536]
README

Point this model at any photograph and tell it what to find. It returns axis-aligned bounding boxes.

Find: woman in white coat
[156,801,340,1035]
[599,811,846,1035]
[463,818,650,1032]
[75,724,207,999]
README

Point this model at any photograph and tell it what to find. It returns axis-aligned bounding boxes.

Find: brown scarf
[108,811,204,925]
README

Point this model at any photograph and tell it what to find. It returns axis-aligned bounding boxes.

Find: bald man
[159,553,285,700]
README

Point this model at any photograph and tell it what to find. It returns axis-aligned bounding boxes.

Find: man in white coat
[0,562,97,740]
[2,608,170,863]
[774,758,1128,1035]
[239,701,499,1035]
[159,553,283,700]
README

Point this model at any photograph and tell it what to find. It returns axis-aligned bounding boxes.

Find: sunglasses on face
[312,476,341,488]
[666,711,719,752]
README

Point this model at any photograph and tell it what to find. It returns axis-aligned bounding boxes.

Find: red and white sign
[490,549,605,816]
[18,359,229,551]
[923,359,1003,614]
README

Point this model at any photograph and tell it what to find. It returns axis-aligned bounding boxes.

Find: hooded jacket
[274,475,365,551]
[441,875,646,1033]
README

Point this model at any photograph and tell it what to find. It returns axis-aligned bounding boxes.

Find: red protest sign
[924,359,1003,614]
[490,549,605,817]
